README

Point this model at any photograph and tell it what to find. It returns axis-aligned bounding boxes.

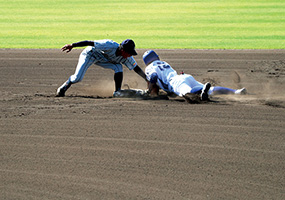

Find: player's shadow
[51,93,227,105]
[66,95,110,99]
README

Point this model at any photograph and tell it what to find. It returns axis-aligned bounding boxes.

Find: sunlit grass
[0,0,284,49]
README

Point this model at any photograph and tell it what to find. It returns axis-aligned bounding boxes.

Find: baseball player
[56,39,146,97]
[143,50,247,102]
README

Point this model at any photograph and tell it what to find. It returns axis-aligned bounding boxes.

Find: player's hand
[61,44,73,53]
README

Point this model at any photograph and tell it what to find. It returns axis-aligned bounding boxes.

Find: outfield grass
[0,0,284,49]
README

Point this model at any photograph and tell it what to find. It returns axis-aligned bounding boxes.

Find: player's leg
[114,72,123,92]
[95,62,123,96]
[56,48,95,97]
[209,86,247,95]
[170,75,199,96]
[173,74,211,102]
[177,75,209,96]
[169,75,188,96]
[169,75,197,103]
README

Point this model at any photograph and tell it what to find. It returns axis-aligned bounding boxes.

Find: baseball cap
[121,39,137,55]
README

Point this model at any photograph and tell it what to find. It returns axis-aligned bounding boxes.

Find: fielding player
[56,39,146,97]
[143,50,247,102]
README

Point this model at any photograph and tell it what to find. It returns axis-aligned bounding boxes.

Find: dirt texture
[1,49,284,200]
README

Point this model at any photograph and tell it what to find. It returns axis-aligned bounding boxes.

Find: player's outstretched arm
[147,81,159,96]
[61,40,94,53]
[133,65,147,81]
[61,44,73,53]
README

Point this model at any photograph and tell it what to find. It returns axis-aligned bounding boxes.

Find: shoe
[56,81,71,97]
[235,87,247,95]
[134,89,148,96]
[56,87,65,97]
[200,82,211,101]
[113,90,123,97]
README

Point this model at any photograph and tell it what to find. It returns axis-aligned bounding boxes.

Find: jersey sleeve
[93,39,116,49]
[123,56,137,70]
[149,73,158,83]
[145,65,157,82]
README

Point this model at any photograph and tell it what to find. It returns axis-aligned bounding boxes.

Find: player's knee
[114,68,123,73]
[69,75,82,83]
[113,64,123,73]
[190,86,203,94]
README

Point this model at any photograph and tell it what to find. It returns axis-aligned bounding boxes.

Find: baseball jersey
[145,60,177,92]
[91,39,137,70]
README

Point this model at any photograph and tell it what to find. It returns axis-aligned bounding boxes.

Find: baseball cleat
[113,90,123,97]
[235,87,247,95]
[56,81,71,97]
[56,87,66,97]
[200,82,211,101]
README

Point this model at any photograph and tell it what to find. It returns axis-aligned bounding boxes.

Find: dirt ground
[1,49,284,200]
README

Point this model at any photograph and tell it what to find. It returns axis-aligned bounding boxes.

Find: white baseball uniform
[145,60,204,96]
[69,39,137,83]
[145,60,245,96]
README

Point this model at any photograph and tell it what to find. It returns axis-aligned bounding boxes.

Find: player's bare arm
[147,81,159,96]
[61,40,94,53]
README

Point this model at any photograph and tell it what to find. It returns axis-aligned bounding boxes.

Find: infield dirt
[1,49,284,199]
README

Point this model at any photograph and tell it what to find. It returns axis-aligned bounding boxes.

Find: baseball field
[1,0,285,200]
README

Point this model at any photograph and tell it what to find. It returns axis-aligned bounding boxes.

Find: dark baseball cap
[121,39,137,55]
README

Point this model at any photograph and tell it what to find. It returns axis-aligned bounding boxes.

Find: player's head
[143,50,160,65]
[120,39,137,56]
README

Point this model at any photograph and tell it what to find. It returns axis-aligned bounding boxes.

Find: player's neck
[115,48,121,56]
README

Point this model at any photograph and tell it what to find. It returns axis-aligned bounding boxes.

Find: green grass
[0,0,284,49]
